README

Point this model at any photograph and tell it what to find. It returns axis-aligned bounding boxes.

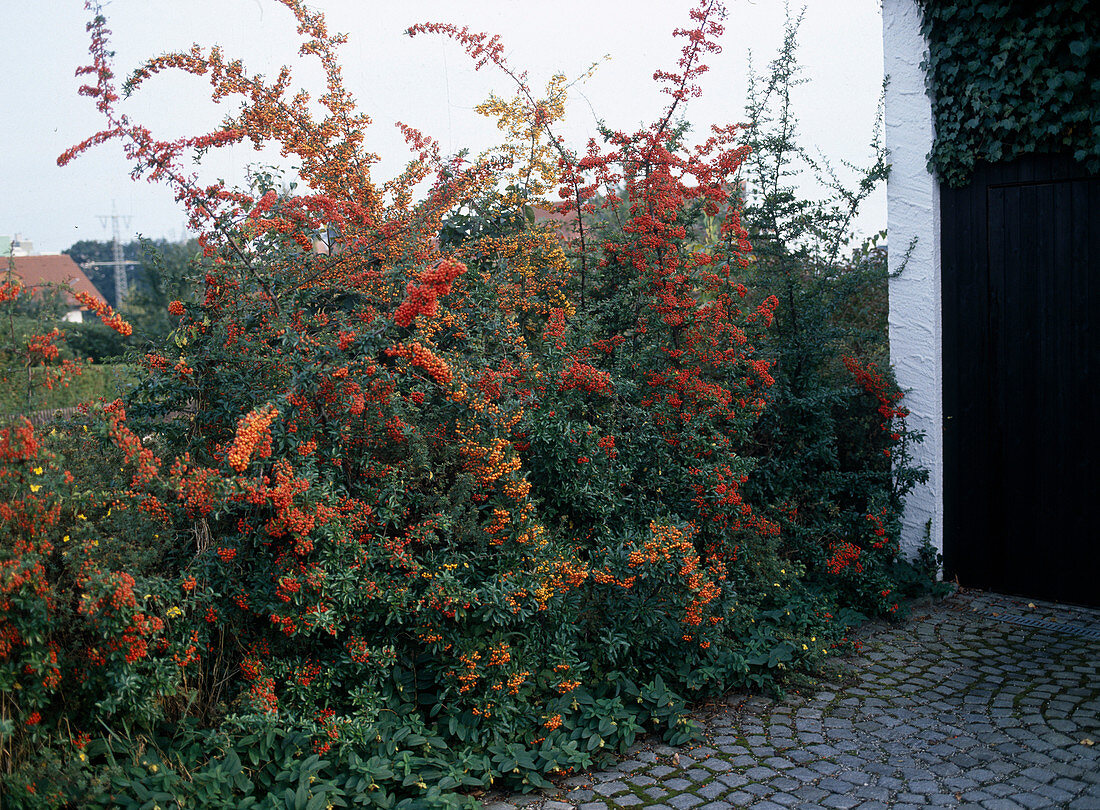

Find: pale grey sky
[1,1,885,254]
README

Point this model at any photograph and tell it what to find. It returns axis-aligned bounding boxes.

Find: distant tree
[125,238,202,341]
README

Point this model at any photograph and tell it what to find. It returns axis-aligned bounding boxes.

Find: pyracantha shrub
[0,1,925,806]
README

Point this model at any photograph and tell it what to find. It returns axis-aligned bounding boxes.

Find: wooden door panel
[941,155,1098,606]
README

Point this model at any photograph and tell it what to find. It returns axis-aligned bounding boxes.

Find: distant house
[1,234,35,257]
[531,205,580,242]
[6,254,107,323]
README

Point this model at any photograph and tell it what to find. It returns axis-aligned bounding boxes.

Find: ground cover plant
[0,1,928,806]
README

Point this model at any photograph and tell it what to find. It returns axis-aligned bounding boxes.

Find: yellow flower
[29,484,41,493]
[32,466,43,475]
[167,607,183,618]
[63,535,70,543]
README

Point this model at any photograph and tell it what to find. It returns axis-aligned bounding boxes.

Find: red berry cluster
[558,358,612,396]
[825,541,863,575]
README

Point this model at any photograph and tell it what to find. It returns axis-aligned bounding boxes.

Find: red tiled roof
[531,205,581,241]
[6,255,106,305]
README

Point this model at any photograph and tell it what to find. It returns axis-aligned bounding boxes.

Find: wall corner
[882,0,944,561]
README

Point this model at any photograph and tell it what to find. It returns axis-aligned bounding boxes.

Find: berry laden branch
[58,3,281,314]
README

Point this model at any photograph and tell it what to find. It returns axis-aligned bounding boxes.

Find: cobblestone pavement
[486,589,1100,810]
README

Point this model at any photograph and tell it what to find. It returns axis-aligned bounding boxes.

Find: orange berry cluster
[459,434,521,488]
[392,259,467,327]
[25,329,62,363]
[345,636,371,664]
[486,642,511,666]
[103,401,161,490]
[0,419,37,463]
[590,570,637,589]
[866,509,894,550]
[484,508,511,545]
[226,404,279,472]
[73,291,133,336]
[506,672,529,695]
[0,279,23,303]
[385,342,454,387]
[843,356,910,425]
[628,522,694,568]
[454,650,482,694]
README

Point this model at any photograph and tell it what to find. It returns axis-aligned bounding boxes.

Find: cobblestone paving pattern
[484,589,1100,810]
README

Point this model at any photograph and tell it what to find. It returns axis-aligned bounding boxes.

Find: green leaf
[293,780,310,810]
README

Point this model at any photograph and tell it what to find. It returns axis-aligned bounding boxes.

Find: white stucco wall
[883,0,943,559]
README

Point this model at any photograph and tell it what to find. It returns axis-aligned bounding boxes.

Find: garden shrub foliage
[734,11,929,624]
[0,1,925,806]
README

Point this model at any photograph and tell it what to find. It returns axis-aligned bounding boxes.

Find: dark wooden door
[941,154,1099,606]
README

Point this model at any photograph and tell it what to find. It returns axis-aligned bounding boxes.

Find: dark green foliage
[735,10,930,618]
[124,239,203,344]
[62,320,132,362]
[917,0,1100,186]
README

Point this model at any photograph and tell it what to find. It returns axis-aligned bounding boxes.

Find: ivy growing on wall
[917,0,1099,187]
